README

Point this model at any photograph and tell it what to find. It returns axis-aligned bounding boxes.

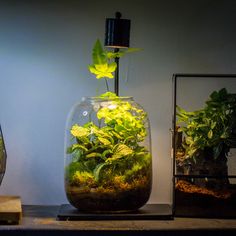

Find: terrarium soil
[66,180,151,212]
[175,180,236,206]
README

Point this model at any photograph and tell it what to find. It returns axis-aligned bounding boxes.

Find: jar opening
[82,96,133,102]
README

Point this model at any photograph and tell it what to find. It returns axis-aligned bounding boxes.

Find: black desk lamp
[104,12,130,96]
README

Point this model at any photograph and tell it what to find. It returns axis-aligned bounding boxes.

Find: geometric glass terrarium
[172,74,236,218]
[0,125,7,186]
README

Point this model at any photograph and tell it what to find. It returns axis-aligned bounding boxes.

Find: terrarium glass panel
[0,125,7,186]
[172,74,236,218]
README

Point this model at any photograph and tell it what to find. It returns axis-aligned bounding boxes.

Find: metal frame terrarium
[172,74,236,218]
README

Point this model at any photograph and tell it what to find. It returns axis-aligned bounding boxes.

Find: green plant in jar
[64,40,152,212]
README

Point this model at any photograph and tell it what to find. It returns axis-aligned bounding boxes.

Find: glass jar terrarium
[64,96,152,212]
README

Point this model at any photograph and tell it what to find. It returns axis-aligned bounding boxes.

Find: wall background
[0,0,236,205]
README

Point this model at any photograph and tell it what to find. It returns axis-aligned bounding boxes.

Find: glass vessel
[64,96,152,212]
[0,125,7,185]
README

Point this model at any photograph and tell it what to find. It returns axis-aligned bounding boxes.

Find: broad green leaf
[71,124,89,137]
[101,149,112,159]
[210,121,216,129]
[92,39,107,64]
[210,91,218,101]
[113,144,133,155]
[114,124,124,132]
[71,144,88,152]
[86,152,102,158]
[106,144,133,163]
[185,136,193,145]
[98,137,111,146]
[93,162,108,181]
[124,136,135,143]
[111,131,123,139]
[218,88,227,100]
[72,149,82,162]
[97,107,109,119]
[88,63,115,79]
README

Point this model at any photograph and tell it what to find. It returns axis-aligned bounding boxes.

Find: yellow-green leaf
[106,144,133,163]
[71,144,88,152]
[98,137,111,146]
[92,39,106,64]
[89,63,116,79]
[208,130,213,139]
[86,152,101,158]
[71,124,89,137]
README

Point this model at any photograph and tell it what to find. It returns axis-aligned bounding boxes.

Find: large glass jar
[64,96,152,212]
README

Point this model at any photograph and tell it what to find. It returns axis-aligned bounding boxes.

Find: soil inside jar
[66,176,152,212]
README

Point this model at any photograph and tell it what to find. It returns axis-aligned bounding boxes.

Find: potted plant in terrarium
[176,88,236,190]
[64,40,152,212]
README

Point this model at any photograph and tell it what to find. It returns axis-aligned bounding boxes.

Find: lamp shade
[105,13,130,48]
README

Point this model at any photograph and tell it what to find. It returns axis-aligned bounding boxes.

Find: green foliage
[92,39,107,65]
[177,88,236,161]
[72,171,95,186]
[88,39,116,79]
[66,39,148,189]
[66,94,151,186]
[99,91,118,99]
[106,48,141,59]
[88,39,139,81]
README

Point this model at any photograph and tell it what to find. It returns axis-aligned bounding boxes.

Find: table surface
[0,205,236,236]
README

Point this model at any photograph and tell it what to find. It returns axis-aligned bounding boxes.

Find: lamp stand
[114,48,120,96]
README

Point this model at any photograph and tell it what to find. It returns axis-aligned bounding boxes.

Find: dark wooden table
[0,205,236,235]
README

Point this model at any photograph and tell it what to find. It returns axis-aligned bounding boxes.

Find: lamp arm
[114,48,120,96]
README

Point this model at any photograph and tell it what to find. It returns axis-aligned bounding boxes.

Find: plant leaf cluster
[66,94,151,186]
[88,39,140,80]
[177,88,236,161]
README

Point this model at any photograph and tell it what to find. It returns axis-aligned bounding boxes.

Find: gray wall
[0,0,236,204]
